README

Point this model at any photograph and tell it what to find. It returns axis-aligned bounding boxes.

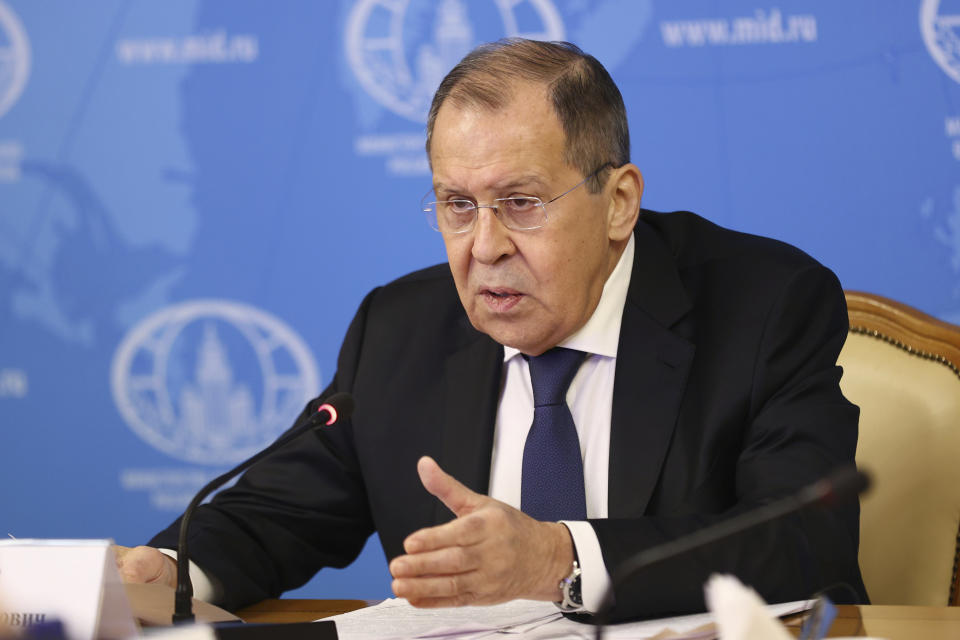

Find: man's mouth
[480,288,524,311]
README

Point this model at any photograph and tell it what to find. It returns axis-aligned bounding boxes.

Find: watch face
[570,577,583,605]
[559,561,583,610]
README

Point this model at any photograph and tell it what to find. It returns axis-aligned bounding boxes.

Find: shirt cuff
[157,548,221,604]
[560,520,613,613]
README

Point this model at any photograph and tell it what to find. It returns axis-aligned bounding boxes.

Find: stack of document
[325,597,812,640]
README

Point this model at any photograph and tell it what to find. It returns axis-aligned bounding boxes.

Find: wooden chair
[838,291,960,606]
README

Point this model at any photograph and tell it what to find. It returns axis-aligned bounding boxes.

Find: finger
[417,456,483,517]
[113,545,131,568]
[391,572,480,602]
[389,546,476,578]
[402,512,487,554]
[405,595,482,609]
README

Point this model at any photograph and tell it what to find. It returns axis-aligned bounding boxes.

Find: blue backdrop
[2,0,959,599]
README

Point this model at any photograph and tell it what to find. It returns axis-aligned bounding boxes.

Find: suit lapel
[435,326,503,524]
[429,215,695,521]
[608,219,695,518]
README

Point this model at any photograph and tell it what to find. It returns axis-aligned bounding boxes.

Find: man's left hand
[389,456,574,607]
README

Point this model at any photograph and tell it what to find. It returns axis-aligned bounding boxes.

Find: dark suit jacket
[151,210,867,619]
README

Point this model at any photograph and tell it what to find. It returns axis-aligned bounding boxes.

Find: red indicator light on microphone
[317,403,337,426]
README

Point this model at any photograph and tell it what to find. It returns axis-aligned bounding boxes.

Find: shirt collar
[503,233,635,362]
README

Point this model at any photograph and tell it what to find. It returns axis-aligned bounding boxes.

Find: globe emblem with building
[0,1,31,119]
[111,300,321,465]
[345,0,565,124]
[921,0,960,85]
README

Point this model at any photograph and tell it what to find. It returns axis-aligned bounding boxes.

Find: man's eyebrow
[432,181,460,195]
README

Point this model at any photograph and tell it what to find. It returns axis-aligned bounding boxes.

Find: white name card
[0,539,138,640]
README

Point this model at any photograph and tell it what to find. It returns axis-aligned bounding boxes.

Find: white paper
[325,597,812,640]
[141,623,218,640]
[328,598,560,640]
[520,600,810,640]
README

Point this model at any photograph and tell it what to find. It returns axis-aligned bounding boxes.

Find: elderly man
[117,39,866,620]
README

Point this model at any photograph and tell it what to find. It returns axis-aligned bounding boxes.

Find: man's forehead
[429,84,568,192]
[435,81,556,138]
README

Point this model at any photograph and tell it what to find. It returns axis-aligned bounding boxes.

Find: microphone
[173,391,355,624]
[593,466,870,640]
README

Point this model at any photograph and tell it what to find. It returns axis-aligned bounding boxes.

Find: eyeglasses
[421,164,612,234]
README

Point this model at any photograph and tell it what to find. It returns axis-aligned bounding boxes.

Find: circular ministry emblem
[345,0,565,123]
[921,0,960,84]
[111,300,321,465]
[0,1,30,119]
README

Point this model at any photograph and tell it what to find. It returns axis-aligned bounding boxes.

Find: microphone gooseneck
[593,466,870,640]
[172,392,355,624]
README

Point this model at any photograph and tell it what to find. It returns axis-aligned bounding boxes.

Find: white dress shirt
[488,234,635,611]
[172,235,635,608]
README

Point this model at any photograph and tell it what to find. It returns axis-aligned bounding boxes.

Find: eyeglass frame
[421,163,614,234]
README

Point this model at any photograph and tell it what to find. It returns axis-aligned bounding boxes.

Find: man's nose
[470,206,515,264]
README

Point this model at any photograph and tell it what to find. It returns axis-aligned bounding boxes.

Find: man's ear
[606,163,643,242]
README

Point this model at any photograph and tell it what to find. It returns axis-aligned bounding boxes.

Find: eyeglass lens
[426,197,546,233]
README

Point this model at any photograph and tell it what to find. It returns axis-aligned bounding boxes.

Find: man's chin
[471,318,555,356]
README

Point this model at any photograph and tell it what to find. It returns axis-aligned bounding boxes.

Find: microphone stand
[173,392,354,624]
[592,467,870,640]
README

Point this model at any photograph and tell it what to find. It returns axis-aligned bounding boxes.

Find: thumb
[417,456,483,517]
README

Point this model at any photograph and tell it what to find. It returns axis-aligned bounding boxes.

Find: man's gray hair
[425,39,630,193]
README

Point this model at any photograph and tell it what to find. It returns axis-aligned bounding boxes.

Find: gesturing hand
[389,456,574,607]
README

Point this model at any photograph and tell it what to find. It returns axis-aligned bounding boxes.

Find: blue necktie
[521,347,588,521]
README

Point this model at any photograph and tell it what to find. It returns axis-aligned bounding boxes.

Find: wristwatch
[555,559,583,612]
